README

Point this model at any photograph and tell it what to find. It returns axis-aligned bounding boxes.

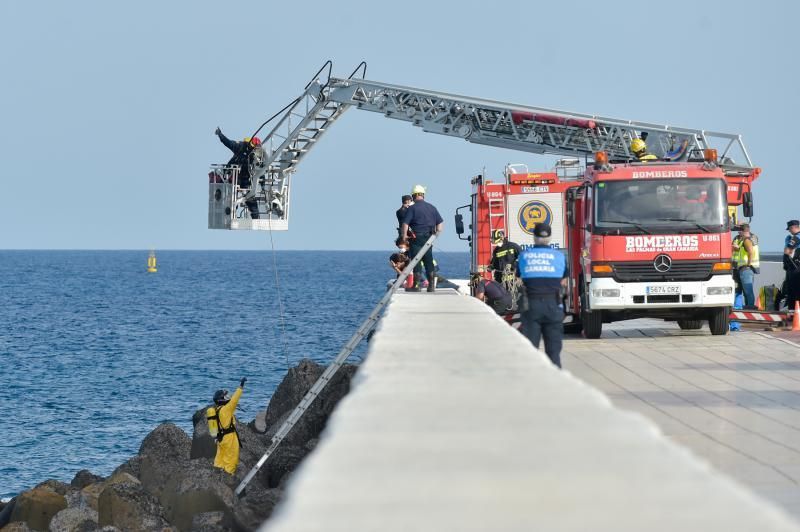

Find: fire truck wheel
[677,319,704,330]
[582,309,603,339]
[708,307,731,336]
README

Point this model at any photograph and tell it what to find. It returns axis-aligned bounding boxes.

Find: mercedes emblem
[653,254,672,273]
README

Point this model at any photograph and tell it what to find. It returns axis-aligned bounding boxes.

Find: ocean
[0,250,469,499]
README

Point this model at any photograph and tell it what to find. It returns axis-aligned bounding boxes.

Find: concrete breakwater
[0,359,358,532]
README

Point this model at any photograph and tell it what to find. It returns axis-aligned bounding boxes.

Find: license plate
[647,285,680,295]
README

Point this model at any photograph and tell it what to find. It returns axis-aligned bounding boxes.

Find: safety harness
[208,406,239,444]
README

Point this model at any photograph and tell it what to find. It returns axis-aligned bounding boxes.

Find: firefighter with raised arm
[518,223,568,368]
[215,127,263,219]
[207,377,247,474]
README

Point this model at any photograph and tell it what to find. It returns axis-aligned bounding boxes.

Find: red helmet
[250,136,261,147]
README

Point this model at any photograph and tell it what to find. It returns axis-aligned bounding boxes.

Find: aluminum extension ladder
[235,233,438,497]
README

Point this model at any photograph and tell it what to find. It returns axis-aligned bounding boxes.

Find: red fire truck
[457,151,760,337]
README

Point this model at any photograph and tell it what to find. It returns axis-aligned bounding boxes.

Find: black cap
[402,195,412,202]
[787,220,800,230]
[534,223,552,238]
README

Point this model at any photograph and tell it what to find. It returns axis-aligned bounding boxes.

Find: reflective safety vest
[638,153,658,162]
[733,235,760,269]
[518,247,567,279]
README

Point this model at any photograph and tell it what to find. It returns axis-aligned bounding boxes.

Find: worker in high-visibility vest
[207,377,246,474]
[732,223,760,308]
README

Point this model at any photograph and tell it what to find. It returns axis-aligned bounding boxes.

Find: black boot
[426,273,436,292]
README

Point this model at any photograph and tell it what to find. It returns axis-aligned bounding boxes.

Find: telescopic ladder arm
[325,77,753,170]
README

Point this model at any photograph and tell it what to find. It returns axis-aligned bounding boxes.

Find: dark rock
[159,464,234,532]
[231,482,282,532]
[0,497,16,528]
[97,481,172,531]
[10,486,67,531]
[190,511,230,532]
[111,455,141,479]
[1,522,33,531]
[262,359,358,448]
[235,424,268,478]
[190,407,217,461]
[139,423,192,459]
[49,505,98,532]
[138,424,192,500]
[254,444,308,489]
[71,470,105,490]
[78,472,139,514]
[34,479,70,497]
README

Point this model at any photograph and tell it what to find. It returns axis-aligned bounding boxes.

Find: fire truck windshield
[594,178,727,234]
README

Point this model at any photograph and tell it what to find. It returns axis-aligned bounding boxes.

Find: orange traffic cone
[793,301,800,332]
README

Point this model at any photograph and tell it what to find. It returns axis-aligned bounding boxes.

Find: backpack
[759,284,780,312]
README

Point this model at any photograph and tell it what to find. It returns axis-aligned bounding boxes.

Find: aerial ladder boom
[209,61,754,231]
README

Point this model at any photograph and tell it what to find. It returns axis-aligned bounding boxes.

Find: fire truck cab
[459,151,759,338]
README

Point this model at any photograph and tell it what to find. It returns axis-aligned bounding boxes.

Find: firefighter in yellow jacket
[207,377,246,474]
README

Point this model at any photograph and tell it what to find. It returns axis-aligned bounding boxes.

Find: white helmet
[411,184,426,195]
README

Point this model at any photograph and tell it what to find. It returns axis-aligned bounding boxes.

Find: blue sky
[1,0,796,251]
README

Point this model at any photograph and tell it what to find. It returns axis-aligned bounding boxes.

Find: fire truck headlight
[592,288,620,298]
[707,286,733,295]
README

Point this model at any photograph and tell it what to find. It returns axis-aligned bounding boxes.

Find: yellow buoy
[147,250,158,273]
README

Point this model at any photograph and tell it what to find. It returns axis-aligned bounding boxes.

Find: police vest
[733,236,760,269]
[519,247,566,279]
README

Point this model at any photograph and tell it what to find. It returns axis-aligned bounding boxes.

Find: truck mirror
[742,192,754,218]
[455,213,465,235]
[567,200,575,227]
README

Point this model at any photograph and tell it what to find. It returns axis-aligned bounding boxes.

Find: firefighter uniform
[518,224,567,368]
[490,232,522,285]
[208,386,243,474]
[402,193,443,291]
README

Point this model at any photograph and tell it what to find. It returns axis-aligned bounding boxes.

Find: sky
[1,0,797,251]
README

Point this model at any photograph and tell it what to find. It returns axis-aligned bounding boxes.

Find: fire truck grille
[612,261,714,282]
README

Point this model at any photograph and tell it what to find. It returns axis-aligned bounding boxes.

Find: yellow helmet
[492,229,505,243]
[630,138,646,154]
[411,184,426,195]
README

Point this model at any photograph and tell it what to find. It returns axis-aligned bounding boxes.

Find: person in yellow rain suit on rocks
[207,377,246,474]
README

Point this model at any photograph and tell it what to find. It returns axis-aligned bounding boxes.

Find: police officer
[401,185,444,292]
[518,223,567,368]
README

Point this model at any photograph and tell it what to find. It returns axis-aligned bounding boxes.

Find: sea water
[0,250,468,498]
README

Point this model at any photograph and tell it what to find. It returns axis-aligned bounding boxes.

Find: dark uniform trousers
[409,232,435,283]
[522,296,564,368]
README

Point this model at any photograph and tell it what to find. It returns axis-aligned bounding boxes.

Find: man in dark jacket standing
[401,185,444,292]
[396,195,413,237]
[215,127,262,219]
